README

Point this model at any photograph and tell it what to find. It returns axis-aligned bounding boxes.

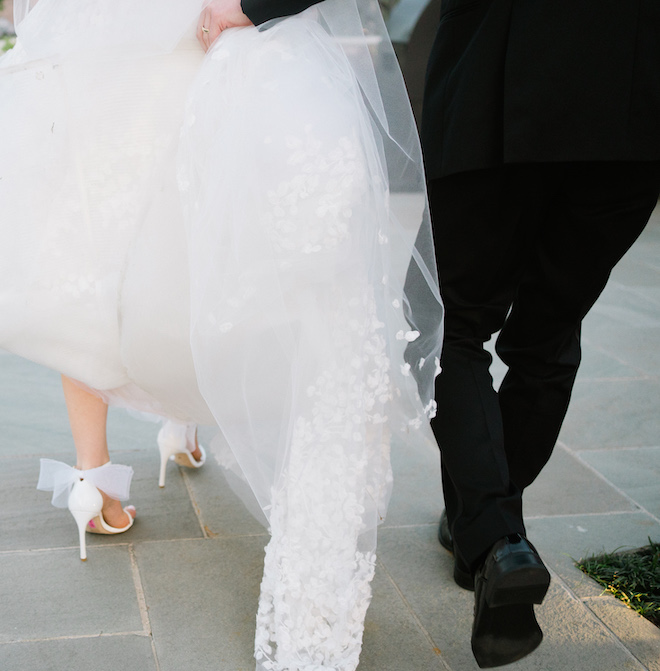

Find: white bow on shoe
[37,459,134,561]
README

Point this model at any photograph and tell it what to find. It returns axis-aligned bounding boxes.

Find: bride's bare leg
[61,374,109,469]
[61,375,136,527]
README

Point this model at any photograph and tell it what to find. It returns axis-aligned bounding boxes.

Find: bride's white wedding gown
[0,1,443,669]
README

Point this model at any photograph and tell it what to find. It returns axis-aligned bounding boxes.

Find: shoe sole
[472,601,543,668]
[472,554,550,667]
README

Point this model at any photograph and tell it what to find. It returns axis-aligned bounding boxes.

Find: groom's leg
[429,166,548,568]
[498,160,660,491]
[430,166,557,670]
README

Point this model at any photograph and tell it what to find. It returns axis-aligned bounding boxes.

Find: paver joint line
[376,557,454,671]
[525,510,642,521]
[181,468,209,539]
[0,631,149,645]
[568,446,660,525]
[551,566,652,671]
[129,543,152,637]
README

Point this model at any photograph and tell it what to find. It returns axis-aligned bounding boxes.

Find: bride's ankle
[75,458,111,471]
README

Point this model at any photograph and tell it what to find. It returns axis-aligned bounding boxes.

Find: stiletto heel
[37,459,135,561]
[68,478,103,561]
[157,420,206,488]
[70,508,94,561]
[158,445,169,489]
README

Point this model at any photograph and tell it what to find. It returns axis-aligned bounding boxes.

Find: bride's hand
[197,0,253,51]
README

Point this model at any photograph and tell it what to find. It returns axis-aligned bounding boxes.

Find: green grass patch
[577,539,660,627]
[1,35,15,52]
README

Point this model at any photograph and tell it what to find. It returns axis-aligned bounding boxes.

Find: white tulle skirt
[0,2,442,669]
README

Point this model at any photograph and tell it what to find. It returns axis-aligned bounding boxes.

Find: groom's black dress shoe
[471,534,550,668]
[438,510,474,591]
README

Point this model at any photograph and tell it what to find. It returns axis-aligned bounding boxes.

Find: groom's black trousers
[429,161,660,570]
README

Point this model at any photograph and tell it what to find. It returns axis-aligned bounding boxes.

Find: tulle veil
[6,0,443,513]
[3,1,443,668]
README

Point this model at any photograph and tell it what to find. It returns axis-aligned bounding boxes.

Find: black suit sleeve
[241,0,323,25]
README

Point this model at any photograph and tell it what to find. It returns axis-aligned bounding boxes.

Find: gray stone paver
[580,447,660,518]
[359,566,453,671]
[0,636,157,671]
[526,512,660,599]
[584,598,660,671]
[0,546,144,643]
[136,538,264,671]
[561,378,660,450]
[0,204,658,669]
[523,444,637,517]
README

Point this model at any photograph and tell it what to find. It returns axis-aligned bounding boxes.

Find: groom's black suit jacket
[241,0,321,25]
[422,0,660,180]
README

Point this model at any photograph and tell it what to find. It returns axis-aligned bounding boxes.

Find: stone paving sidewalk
[1,205,659,670]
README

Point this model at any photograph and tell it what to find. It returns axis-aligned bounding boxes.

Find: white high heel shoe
[37,460,135,561]
[157,420,206,488]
